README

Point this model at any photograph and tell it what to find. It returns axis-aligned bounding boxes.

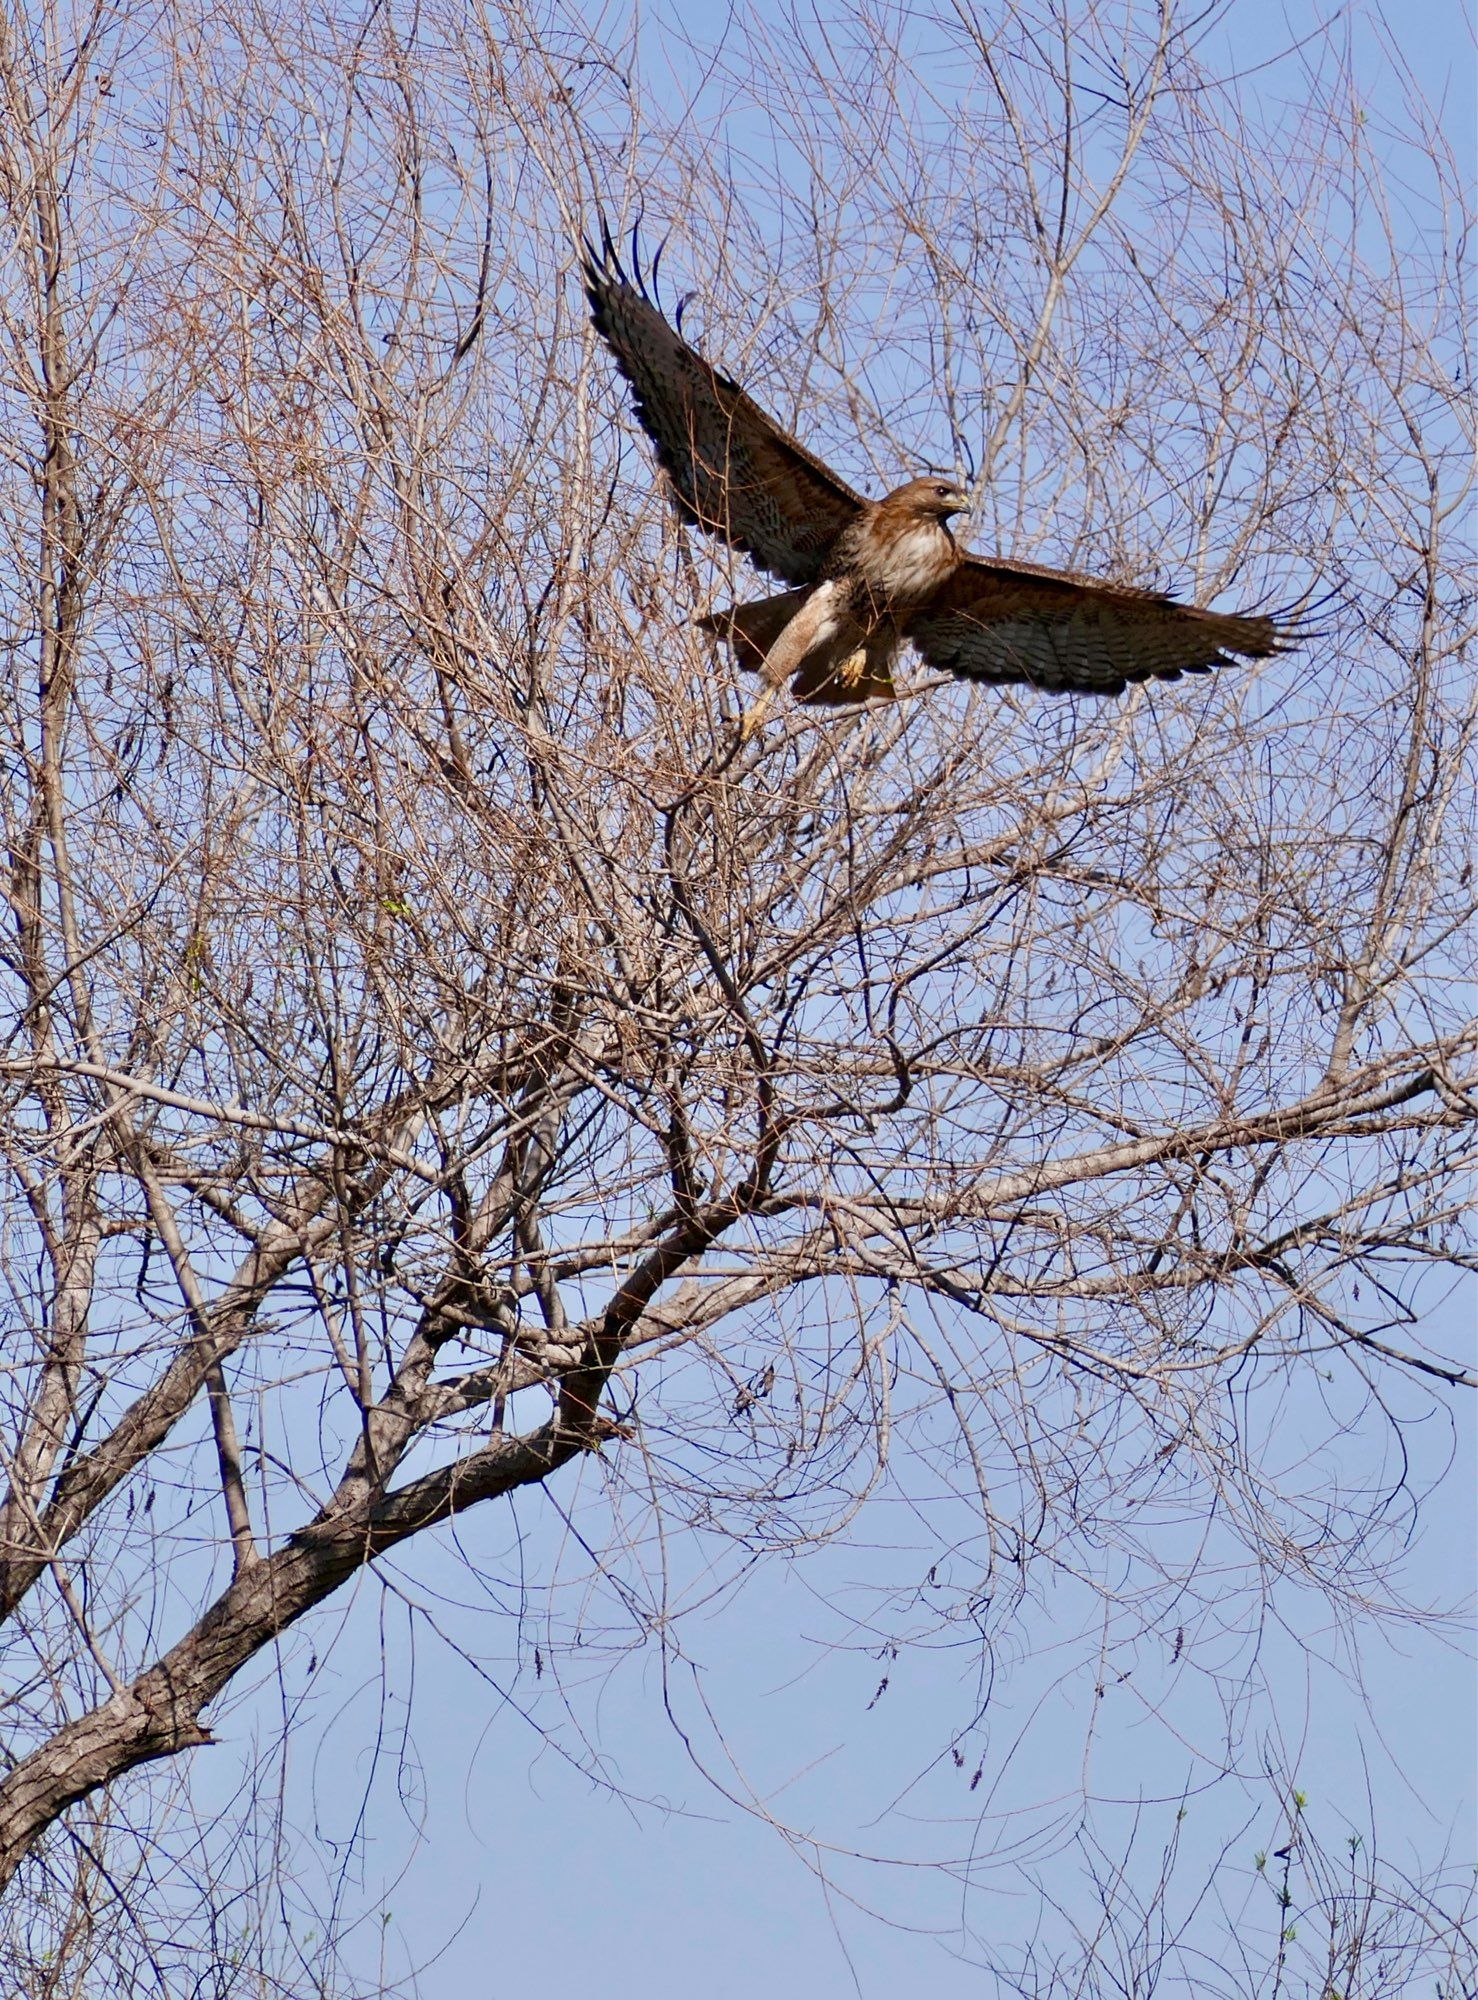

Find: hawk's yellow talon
[739,685,779,742]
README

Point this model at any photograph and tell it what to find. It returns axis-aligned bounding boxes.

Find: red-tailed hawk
[584,233,1295,734]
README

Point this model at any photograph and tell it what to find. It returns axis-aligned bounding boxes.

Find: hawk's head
[884,476,971,521]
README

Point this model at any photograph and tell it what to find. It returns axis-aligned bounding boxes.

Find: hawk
[584,233,1294,735]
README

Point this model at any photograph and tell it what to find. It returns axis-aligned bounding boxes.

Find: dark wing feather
[904,554,1291,695]
[583,233,864,589]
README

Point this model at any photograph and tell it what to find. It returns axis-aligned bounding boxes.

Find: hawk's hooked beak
[941,487,970,519]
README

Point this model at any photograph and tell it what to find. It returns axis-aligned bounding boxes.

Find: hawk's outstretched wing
[583,233,864,589]
[904,554,1289,696]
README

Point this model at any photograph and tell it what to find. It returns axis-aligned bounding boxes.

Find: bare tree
[0,0,1471,1988]
[993,1792,1477,1998]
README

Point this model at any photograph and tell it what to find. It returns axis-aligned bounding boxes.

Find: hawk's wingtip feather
[649,232,673,302]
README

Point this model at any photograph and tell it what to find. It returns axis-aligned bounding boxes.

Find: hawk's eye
[935,484,951,496]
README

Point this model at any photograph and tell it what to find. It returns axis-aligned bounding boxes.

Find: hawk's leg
[736,582,856,738]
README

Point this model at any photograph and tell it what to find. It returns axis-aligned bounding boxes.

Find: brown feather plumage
[583,234,862,588]
[584,232,1296,719]
[904,557,1288,696]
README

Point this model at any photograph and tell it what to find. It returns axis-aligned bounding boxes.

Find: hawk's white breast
[858,519,957,605]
